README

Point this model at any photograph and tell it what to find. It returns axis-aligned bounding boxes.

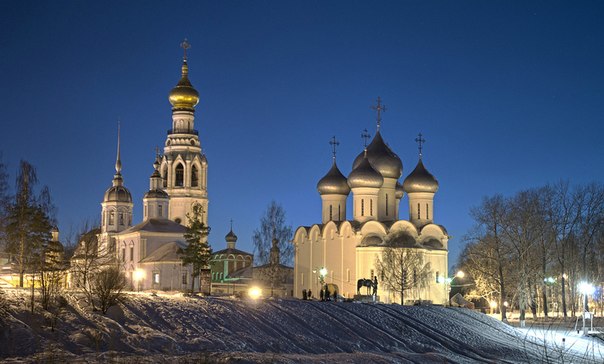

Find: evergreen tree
[181,203,212,293]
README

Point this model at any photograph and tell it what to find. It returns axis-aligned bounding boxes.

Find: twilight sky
[1,1,603,270]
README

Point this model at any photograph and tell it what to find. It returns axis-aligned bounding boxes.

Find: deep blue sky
[1,1,603,270]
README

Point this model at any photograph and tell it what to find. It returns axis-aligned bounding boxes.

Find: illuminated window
[191,165,199,187]
[175,164,184,187]
[152,272,160,284]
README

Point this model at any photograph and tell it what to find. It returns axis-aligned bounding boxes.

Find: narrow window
[130,246,134,261]
[338,204,341,221]
[102,211,105,226]
[119,212,124,225]
[370,199,373,216]
[361,199,365,216]
[162,165,168,187]
[417,203,420,219]
[109,211,115,225]
[426,203,429,219]
[436,271,440,283]
[121,248,125,262]
[158,205,163,217]
[191,165,199,187]
[152,272,160,284]
[175,163,184,187]
[386,194,389,216]
[329,205,333,221]
[182,273,188,285]
[370,269,374,279]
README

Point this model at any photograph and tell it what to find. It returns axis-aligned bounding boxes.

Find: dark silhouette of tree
[252,201,293,266]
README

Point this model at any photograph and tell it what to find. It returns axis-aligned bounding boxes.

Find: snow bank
[0,289,602,363]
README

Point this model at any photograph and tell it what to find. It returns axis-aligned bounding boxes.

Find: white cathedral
[91,43,209,291]
[293,103,450,304]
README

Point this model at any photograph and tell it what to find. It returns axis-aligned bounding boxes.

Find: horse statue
[357,278,373,295]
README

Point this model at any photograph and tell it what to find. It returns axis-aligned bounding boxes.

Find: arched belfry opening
[175,163,184,187]
[191,164,199,187]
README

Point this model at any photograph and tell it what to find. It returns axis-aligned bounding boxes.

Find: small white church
[88,42,209,291]
[293,102,450,304]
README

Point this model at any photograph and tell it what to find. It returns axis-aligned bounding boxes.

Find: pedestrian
[308,289,312,299]
[320,288,324,301]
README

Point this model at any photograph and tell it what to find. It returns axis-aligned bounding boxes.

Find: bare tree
[252,201,293,266]
[39,237,65,311]
[375,242,432,305]
[91,265,127,314]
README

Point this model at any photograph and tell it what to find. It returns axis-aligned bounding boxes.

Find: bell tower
[159,39,208,225]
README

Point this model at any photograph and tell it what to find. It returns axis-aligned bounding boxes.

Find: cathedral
[293,101,449,304]
[86,41,210,291]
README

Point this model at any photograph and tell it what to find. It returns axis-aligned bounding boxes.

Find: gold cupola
[168,40,199,110]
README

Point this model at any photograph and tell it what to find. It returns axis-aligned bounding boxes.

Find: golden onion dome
[352,131,402,179]
[348,153,384,189]
[402,159,439,193]
[317,160,350,195]
[168,61,199,109]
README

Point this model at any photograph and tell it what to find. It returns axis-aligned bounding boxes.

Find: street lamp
[490,300,498,315]
[133,269,144,292]
[578,281,595,335]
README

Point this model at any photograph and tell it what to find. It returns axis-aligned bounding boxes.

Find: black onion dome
[317,160,350,195]
[348,154,384,188]
[104,185,132,203]
[352,131,402,179]
[402,159,439,193]
[225,229,238,243]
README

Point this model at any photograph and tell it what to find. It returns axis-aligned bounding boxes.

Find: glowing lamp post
[578,281,595,335]
[133,269,144,292]
[248,286,262,300]
[490,300,498,315]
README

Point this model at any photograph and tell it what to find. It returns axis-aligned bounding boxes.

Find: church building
[77,41,210,291]
[293,99,449,304]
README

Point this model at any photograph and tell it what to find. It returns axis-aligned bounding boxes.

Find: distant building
[210,227,253,295]
[293,102,449,304]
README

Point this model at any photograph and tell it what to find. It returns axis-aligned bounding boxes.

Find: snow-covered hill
[1,290,602,363]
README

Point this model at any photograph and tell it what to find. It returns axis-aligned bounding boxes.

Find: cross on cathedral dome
[168,39,200,110]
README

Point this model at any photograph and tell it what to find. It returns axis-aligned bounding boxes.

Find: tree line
[458,181,604,324]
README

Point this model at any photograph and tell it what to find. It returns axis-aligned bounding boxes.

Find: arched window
[191,165,199,187]
[175,163,184,187]
[109,211,115,225]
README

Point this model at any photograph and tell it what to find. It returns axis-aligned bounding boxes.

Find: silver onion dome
[352,131,402,179]
[104,185,133,203]
[402,159,439,193]
[395,181,404,199]
[348,154,384,188]
[317,160,351,195]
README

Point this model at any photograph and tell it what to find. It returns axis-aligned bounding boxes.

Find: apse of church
[293,97,449,304]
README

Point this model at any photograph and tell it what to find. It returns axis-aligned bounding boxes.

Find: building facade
[293,102,449,304]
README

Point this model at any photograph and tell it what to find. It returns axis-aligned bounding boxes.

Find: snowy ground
[1,289,603,363]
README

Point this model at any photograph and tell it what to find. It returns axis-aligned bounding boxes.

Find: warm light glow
[578,281,595,295]
[490,301,498,309]
[544,277,555,284]
[503,301,509,307]
[248,286,262,300]
[133,269,144,282]
[319,267,328,277]
[456,271,465,279]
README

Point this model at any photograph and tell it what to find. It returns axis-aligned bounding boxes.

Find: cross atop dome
[415,132,426,158]
[180,38,190,61]
[329,136,339,160]
[361,128,371,148]
[371,96,386,131]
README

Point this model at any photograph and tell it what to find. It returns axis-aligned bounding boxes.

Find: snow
[1,289,603,363]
